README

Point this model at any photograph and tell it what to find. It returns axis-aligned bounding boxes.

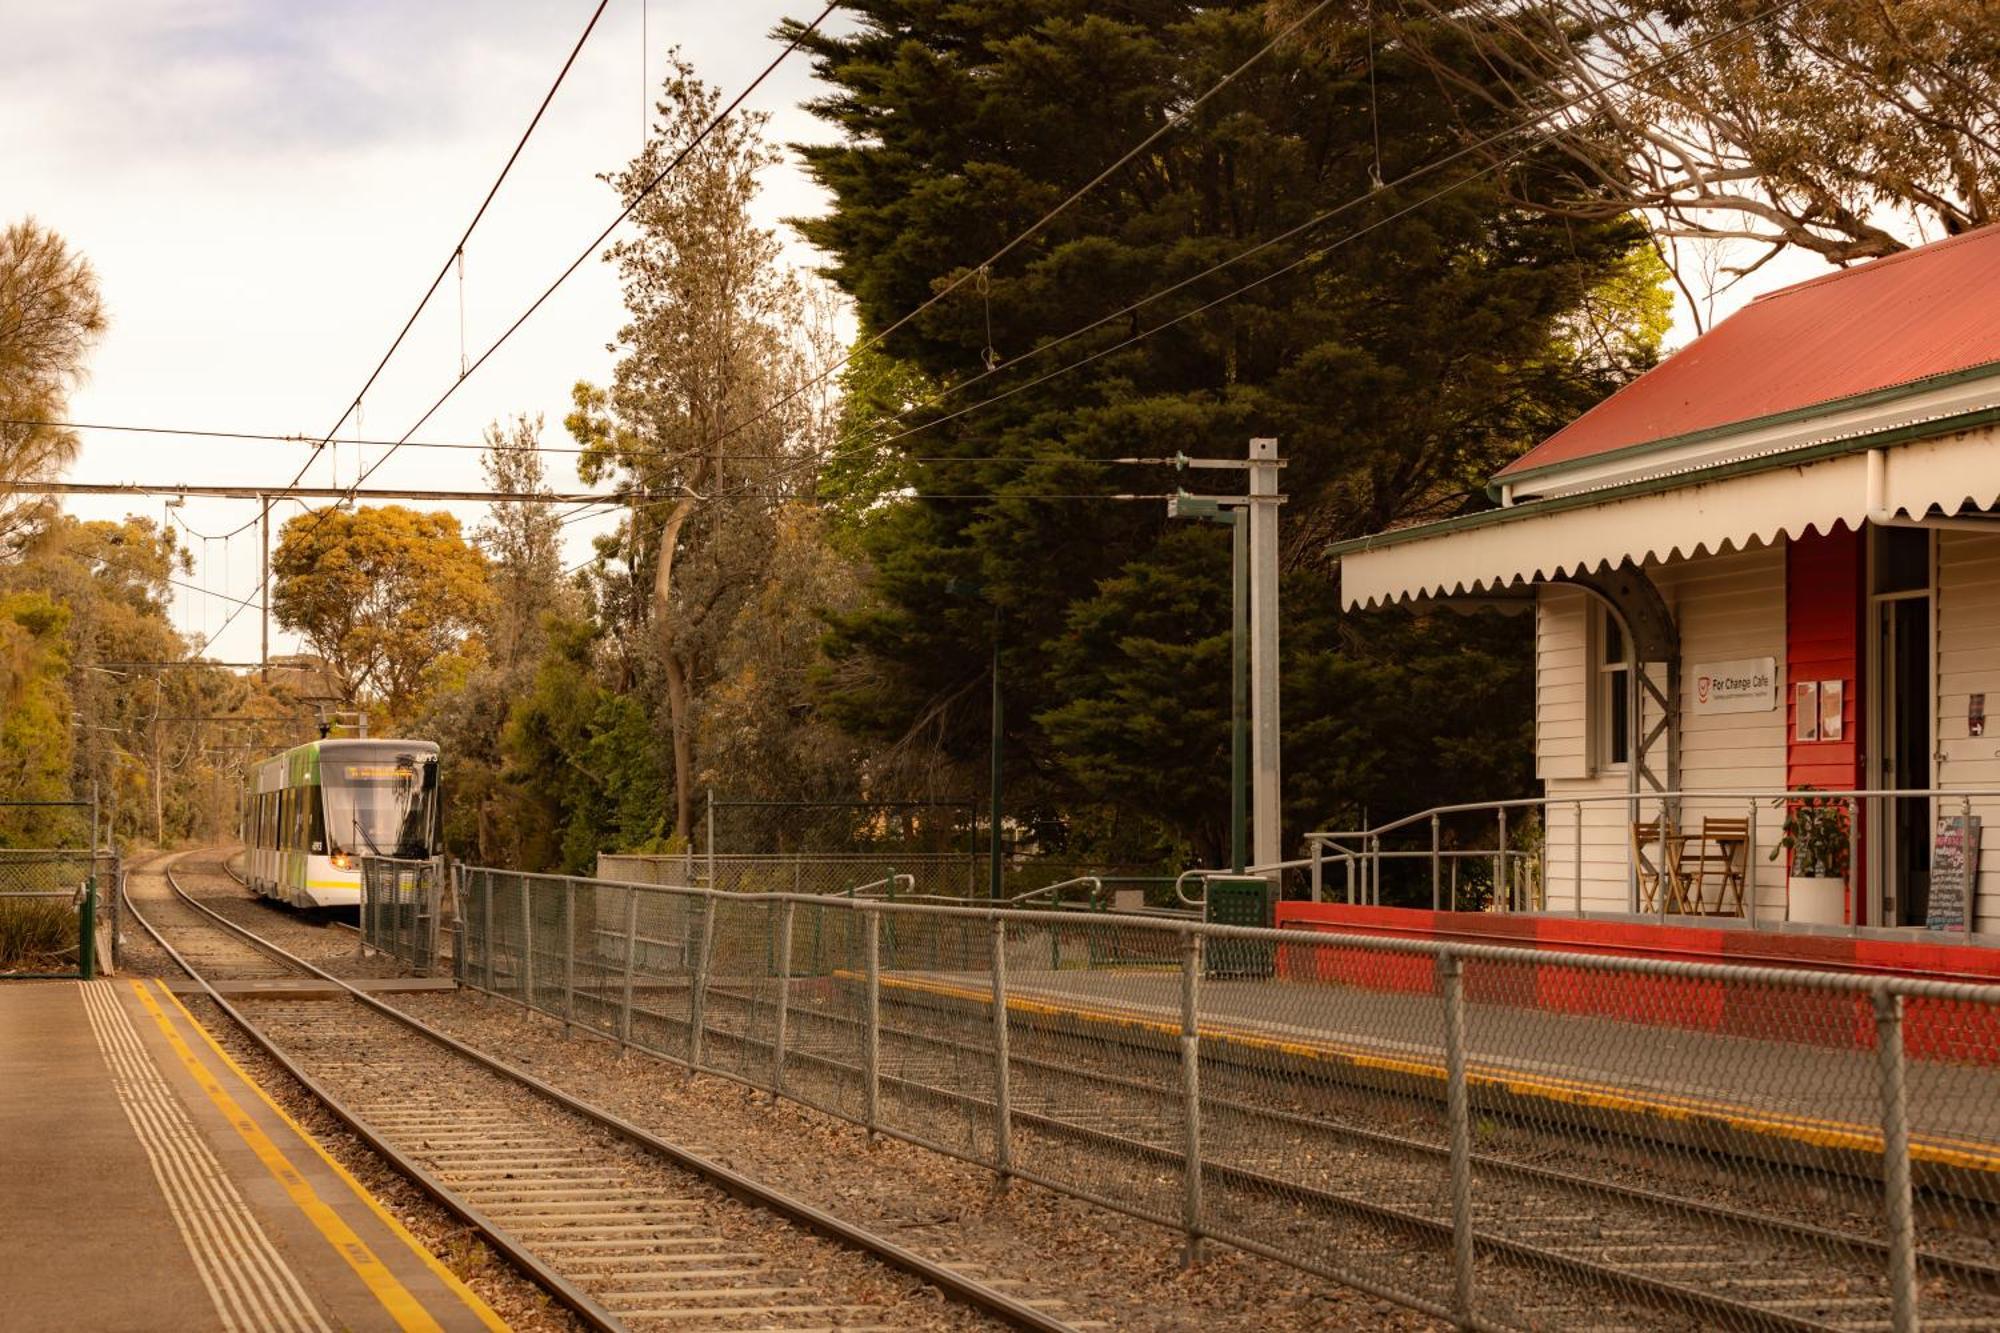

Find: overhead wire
[557,0,1809,551]
[732,0,1813,497]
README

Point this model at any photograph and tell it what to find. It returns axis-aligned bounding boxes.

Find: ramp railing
[450,862,2000,1332]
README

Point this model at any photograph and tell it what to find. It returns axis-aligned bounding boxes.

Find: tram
[242,738,441,908]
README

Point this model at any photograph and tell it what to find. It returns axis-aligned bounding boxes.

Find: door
[1869,527,1934,927]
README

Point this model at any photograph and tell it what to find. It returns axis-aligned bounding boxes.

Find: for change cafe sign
[1691,657,1777,714]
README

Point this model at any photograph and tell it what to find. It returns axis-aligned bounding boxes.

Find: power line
[209,0,616,572]
[752,0,1814,489]
[19,480,649,503]
[566,0,1342,526]
[203,2,840,657]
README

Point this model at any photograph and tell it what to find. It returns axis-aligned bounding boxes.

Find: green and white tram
[242,738,441,908]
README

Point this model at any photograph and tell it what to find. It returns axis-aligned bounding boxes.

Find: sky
[3,0,851,663]
[4,0,1839,668]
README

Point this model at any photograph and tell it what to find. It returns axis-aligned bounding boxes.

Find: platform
[0,979,504,1332]
[867,963,2000,1180]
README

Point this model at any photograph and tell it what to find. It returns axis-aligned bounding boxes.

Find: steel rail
[137,854,1081,1333]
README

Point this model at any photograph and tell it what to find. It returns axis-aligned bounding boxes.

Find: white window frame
[1591,601,1632,775]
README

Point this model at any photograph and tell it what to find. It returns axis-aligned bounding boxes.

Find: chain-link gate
[359,856,447,975]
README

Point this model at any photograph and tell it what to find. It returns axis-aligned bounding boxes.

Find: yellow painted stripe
[154,981,509,1332]
[858,970,2000,1173]
[128,981,450,1332]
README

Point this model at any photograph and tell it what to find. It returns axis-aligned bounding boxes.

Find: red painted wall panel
[1786,524,1864,792]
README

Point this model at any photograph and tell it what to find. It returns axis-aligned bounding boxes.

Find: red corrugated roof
[1497,225,2000,480]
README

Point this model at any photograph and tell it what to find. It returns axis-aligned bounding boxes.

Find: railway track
[121,856,1085,1333]
[525,963,2000,1332]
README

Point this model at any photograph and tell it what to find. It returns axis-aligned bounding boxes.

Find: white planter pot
[1787,875,1847,925]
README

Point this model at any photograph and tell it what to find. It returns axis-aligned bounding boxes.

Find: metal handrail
[843,873,918,899]
[1006,875,1104,907]
[1286,783,2000,929]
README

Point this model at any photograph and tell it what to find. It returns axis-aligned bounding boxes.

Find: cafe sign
[1691,657,1777,714]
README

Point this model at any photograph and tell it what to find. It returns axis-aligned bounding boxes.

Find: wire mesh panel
[0,848,109,977]
[447,865,2000,1331]
[358,856,444,974]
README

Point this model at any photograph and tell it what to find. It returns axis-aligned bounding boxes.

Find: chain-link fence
[453,863,2000,1331]
[358,856,447,974]
[0,849,116,978]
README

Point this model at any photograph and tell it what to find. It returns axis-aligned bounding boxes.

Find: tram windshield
[322,753,437,859]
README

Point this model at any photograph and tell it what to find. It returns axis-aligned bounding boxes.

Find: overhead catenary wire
[737,0,1814,494]
[557,0,1812,539]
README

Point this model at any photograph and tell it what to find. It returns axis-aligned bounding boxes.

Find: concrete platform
[869,964,2000,1184]
[0,979,504,1332]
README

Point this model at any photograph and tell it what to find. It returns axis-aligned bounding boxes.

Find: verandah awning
[1334,423,2000,610]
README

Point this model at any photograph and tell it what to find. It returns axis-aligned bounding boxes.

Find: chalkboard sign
[1928,815,1982,933]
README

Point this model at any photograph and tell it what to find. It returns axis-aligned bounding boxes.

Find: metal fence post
[1309,839,1323,904]
[688,897,712,1070]
[1439,951,1476,1323]
[990,917,1013,1182]
[562,878,576,1036]
[1745,797,1760,928]
[78,876,96,981]
[1960,788,1976,932]
[618,888,639,1048]
[772,900,795,1101]
[1849,796,1863,931]
[482,871,496,994]
[864,909,881,1139]
[1431,815,1442,910]
[1573,800,1584,916]
[1874,989,1919,1333]
[1495,806,1508,911]
[1179,931,1204,1267]
[519,873,534,1008]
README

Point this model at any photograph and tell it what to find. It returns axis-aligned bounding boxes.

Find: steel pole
[618,890,639,1048]
[687,898,711,1070]
[864,911,882,1138]
[562,878,576,1035]
[772,900,795,1101]
[1230,508,1248,875]
[1873,990,1919,1333]
[1247,437,1282,872]
[259,494,269,684]
[1179,932,1204,1267]
[1440,952,1476,1322]
[990,608,1004,901]
[990,919,1013,1182]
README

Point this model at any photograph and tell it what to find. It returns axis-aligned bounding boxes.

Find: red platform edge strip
[1274,902,2000,1061]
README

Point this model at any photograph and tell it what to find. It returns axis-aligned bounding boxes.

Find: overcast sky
[6,0,1833,667]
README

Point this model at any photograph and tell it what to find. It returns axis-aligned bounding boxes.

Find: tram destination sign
[1690,657,1777,714]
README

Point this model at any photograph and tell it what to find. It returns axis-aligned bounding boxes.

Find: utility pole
[989,609,1003,901]
[258,494,270,684]
[1247,439,1283,871]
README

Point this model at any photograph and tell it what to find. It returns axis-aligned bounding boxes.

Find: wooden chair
[1631,819,1688,913]
[1682,817,1750,916]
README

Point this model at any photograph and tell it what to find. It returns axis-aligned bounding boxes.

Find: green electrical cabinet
[1204,875,1276,978]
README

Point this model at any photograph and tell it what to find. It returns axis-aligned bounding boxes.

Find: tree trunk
[651,486,705,842]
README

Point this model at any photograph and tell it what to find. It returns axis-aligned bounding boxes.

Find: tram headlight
[330,852,354,869]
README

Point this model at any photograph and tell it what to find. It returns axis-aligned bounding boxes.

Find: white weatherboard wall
[1537,542,1787,917]
[1937,531,2000,932]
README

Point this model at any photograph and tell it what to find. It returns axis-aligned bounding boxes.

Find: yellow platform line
[154,981,509,1332]
[856,970,2000,1174]
[129,980,469,1333]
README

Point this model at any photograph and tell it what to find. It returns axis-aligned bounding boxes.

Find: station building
[1329,224,2000,940]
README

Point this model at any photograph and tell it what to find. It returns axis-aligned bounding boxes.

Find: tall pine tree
[792,1,1663,864]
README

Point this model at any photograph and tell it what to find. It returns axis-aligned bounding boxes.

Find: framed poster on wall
[1820,679,1844,741]
[1794,681,1819,742]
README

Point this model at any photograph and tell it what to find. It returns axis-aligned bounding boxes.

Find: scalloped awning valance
[1338,423,2000,610]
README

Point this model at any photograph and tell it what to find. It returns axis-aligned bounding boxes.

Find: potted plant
[1770,789,1850,924]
